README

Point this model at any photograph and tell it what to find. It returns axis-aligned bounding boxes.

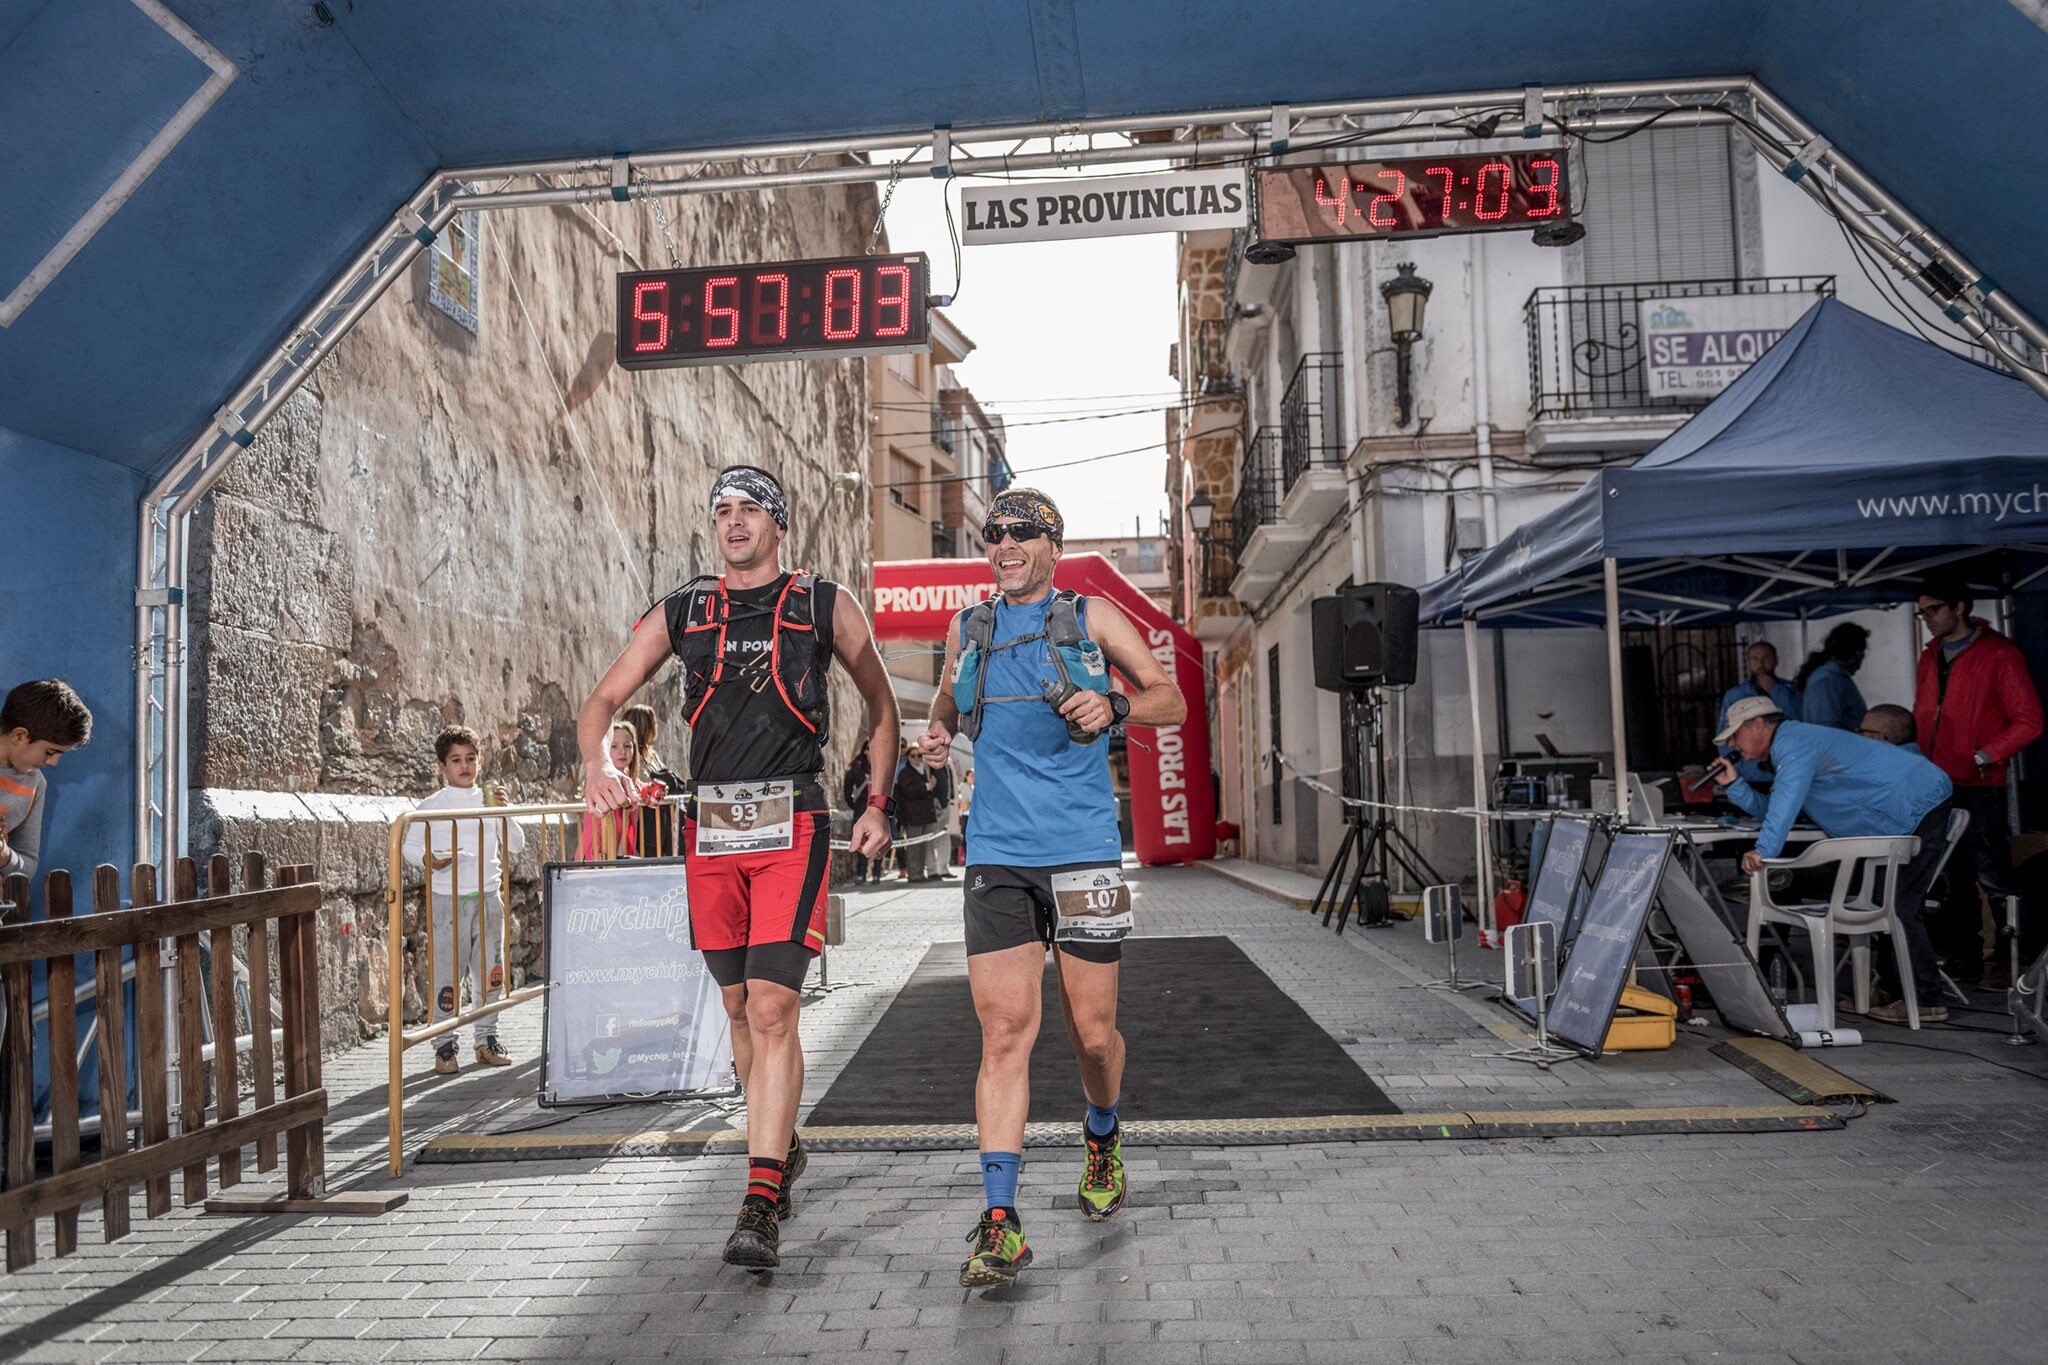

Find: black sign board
[616,253,930,369]
[540,860,736,1104]
[1547,832,1674,1055]
[1507,816,1597,1016]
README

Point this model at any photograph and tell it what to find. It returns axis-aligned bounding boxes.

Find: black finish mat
[805,935,1398,1125]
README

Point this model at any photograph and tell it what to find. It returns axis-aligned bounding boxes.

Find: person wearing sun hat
[1708,692,1955,1022]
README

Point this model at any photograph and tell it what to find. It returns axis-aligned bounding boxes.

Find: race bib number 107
[1050,867,1133,944]
[694,781,795,856]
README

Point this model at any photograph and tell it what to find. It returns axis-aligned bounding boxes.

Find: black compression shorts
[700,942,814,993]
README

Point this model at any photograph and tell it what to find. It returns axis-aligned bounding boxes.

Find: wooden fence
[0,853,402,1273]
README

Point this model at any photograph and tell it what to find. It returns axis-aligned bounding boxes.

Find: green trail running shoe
[1078,1126,1126,1221]
[959,1208,1032,1288]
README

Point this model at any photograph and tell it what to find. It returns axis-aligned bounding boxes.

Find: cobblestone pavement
[2,865,2044,1363]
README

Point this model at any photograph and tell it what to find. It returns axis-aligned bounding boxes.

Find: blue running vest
[959,595,1122,866]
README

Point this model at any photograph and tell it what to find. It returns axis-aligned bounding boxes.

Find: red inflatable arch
[868,554,1215,866]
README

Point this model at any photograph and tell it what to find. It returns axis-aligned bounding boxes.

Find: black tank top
[665,573,839,798]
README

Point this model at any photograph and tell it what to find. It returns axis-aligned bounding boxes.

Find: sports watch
[868,793,898,818]
[1108,691,1131,724]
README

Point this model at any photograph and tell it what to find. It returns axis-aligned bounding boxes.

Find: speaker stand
[1318,688,1444,933]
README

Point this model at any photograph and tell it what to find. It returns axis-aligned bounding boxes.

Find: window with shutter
[1580,127,1737,285]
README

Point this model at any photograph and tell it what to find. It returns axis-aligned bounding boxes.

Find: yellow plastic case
[1602,984,1678,1051]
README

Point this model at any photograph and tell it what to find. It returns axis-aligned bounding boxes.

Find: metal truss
[132,75,2048,868]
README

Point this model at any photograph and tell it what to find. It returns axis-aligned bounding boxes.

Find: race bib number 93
[694,780,795,856]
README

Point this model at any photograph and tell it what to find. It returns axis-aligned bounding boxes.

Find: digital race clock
[1256,151,1568,243]
[615,253,930,370]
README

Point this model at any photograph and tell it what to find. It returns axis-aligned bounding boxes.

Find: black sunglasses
[981,520,1054,546]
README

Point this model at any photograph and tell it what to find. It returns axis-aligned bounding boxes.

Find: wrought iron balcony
[1190,317,1238,395]
[1279,351,1344,495]
[931,402,961,452]
[1231,426,1283,562]
[1197,524,1238,599]
[1525,276,1834,420]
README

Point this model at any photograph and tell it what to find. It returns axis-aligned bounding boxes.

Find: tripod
[1318,687,1444,933]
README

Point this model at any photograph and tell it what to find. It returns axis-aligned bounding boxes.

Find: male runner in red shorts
[581,464,897,1269]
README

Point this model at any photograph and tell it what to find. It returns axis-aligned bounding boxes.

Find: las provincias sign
[959,168,1247,246]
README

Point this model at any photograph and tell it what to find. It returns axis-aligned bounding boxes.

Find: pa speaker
[1310,583,1419,691]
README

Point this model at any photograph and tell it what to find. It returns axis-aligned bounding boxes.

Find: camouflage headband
[708,466,789,529]
[988,489,1064,546]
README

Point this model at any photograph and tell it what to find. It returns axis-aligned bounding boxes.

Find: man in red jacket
[1912,575,2044,985]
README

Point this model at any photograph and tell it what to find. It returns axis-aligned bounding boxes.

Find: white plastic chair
[1746,835,1923,1032]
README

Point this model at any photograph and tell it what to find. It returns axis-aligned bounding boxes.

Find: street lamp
[1186,490,1217,599]
[1380,262,1433,428]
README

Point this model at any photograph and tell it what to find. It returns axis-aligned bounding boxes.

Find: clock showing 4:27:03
[1257,150,1570,243]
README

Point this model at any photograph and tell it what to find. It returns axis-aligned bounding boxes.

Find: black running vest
[665,572,837,788]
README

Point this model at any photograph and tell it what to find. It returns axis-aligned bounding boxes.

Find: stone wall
[190,180,878,1052]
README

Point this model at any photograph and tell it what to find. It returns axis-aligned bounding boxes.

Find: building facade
[1167,125,1951,889]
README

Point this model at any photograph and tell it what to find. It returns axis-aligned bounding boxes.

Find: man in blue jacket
[1709,695,1954,1022]
[1716,641,1801,783]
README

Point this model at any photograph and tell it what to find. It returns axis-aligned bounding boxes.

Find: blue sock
[1086,1098,1120,1137]
[980,1151,1021,1212]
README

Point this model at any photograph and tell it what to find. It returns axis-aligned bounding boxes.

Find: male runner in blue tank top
[917,487,1186,1288]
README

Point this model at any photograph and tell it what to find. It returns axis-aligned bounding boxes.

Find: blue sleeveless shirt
[959,595,1122,867]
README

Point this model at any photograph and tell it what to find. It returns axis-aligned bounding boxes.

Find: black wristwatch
[1108,691,1131,724]
[867,794,898,818]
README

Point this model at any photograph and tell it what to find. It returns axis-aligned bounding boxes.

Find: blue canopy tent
[1419,298,2048,905]
[1433,299,2048,630]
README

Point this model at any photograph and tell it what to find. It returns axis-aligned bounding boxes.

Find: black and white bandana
[708,466,789,529]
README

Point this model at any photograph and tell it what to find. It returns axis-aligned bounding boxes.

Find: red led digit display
[873,264,912,338]
[615,253,930,370]
[704,275,740,348]
[822,268,861,340]
[630,280,669,352]
[1256,151,1569,243]
[751,273,788,345]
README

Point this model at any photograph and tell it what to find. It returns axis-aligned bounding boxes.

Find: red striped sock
[745,1156,787,1208]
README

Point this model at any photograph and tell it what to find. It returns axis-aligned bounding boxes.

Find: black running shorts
[962,861,1126,963]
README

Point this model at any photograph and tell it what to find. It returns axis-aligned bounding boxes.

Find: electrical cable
[486,1098,649,1136]
[942,175,963,303]
[869,396,1240,428]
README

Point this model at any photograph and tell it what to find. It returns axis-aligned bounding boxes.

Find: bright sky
[880,173,1179,541]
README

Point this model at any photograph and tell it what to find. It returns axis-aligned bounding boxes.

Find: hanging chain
[867,158,906,255]
[635,171,683,268]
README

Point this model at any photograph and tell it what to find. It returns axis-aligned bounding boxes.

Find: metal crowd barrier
[381,796,687,1175]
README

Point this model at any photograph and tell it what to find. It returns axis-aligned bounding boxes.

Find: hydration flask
[1040,677,1100,745]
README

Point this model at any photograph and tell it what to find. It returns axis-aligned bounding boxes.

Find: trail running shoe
[722,1201,781,1270]
[1078,1127,1126,1221]
[778,1132,808,1221]
[959,1209,1032,1288]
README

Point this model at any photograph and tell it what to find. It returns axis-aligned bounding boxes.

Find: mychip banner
[540,859,735,1104]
